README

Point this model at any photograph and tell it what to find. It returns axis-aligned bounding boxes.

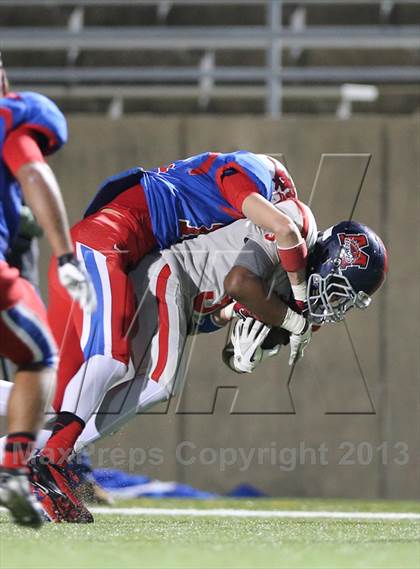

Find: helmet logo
[337,233,370,270]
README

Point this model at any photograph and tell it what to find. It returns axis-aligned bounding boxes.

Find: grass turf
[1,498,419,569]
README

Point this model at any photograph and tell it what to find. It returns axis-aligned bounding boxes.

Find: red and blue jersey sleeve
[18,92,67,155]
[0,92,67,260]
[0,91,67,156]
[213,151,273,213]
[218,170,262,212]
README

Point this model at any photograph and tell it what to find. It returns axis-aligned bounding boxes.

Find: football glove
[288,321,312,366]
[58,253,97,314]
[231,317,272,374]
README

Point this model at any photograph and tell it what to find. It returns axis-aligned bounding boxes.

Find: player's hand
[288,321,312,366]
[58,253,97,314]
[231,317,271,373]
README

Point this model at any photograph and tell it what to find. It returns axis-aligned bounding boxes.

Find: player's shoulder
[16,91,68,153]
[220,150,261,166]
[18,91,65,121]
[221,150,274,194]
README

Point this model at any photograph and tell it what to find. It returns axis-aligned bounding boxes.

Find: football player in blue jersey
[0,54,96,527]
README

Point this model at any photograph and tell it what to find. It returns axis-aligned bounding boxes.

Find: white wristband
[281,307,306,335]
[291,281,307,302]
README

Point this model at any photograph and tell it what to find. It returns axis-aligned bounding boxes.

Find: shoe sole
[3,489,43,528]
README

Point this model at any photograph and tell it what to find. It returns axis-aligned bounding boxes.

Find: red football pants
[0,260,57,368]
[48,189,157,412]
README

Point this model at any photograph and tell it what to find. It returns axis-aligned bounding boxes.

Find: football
[261,326,290,349]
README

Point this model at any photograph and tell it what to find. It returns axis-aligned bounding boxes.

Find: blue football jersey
[85,151,276,249]
[0,92,67,260]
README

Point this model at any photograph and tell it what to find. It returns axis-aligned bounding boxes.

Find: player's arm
[220,170,307,304]
[225,264,308,340]
[3,128,72,257]
[224,268,311,369]
[225,265,287,326]
[16,163,74,258]
[3,127,96,312]
[224,238,305,330]
[241,193,306,288]
[224,239,311,367]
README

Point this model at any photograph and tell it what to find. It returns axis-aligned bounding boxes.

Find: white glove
[231,317,271,374]
[58,254,97,314]
[288,322,312,366]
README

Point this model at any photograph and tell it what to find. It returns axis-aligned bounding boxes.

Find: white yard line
[89,507,420,521]
[1,506,418,521]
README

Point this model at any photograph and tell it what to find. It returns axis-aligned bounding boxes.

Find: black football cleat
[0,466,44,528]
[30,456,94,524]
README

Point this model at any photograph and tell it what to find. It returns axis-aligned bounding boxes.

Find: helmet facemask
[307,247,371,324]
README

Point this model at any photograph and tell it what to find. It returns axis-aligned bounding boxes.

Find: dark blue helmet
[306,221,388,325]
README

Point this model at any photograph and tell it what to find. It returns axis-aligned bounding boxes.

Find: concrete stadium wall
[39,114,418,500]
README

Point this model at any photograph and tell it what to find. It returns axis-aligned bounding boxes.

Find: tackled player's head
[306,221,388,325]
[0,52,10,97]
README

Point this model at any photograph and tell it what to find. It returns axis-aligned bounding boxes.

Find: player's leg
[27,303,94,524]
[40,199,158,462]
[0,264,58,527]
[74,259,188,451]
[26,259,95,524]
[73,374,167,450]
[0,381,56,463]
[42,237,134,465]
[29,220,138,523]
[132,257,189,393]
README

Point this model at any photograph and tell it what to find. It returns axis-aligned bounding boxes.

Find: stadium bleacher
[0,0,419,117]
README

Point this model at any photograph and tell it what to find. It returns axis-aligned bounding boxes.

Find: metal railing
[0,0,419,117]
[1,25,419,50]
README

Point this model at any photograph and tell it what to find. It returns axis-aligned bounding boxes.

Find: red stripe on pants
[150,264,172,382]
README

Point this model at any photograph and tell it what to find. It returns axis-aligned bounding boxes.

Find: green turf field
[1,498,419,569]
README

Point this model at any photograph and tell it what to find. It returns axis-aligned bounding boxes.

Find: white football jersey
[156,199,318,313]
